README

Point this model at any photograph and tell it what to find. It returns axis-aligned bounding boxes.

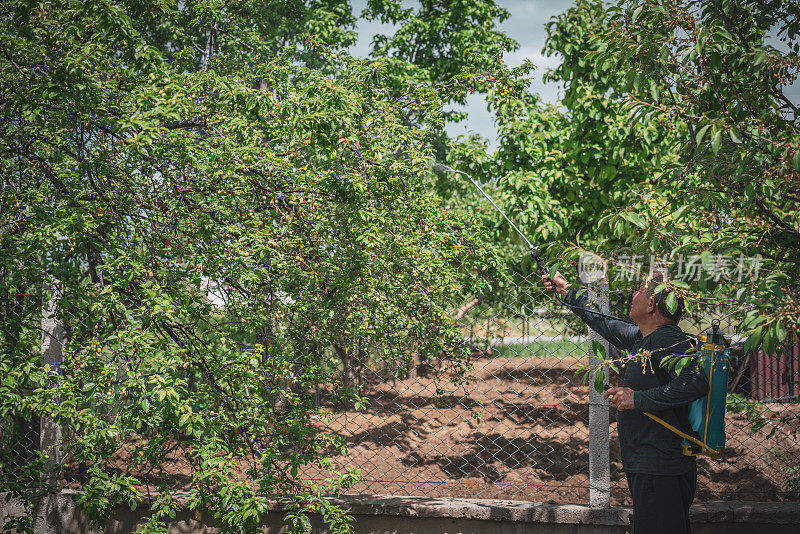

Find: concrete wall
[2,492,798,534]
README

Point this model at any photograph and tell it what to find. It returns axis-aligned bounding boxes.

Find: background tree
[364,0,520,184]
[441,0,685,327]
[0,1,509,532]
[446,1,681,260]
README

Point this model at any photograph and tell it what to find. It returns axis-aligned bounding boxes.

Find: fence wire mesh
[300,271,800,503]
[306,270,591,502]
[1,268,798,505]
[0,413,41,486]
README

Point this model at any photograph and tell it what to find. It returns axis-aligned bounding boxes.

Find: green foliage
[0,0,509,531]
[482,0,684,258]
[726,393,779,436]
[364,0,529,188]
[591,339,606,360]
[593,366,606,394]
[591,0,800,350]
[0,446,54,534]
[365,0,518,112]
[578,340,612,394]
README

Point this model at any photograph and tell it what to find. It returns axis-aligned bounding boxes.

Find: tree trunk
[258,322,288,413]
[335,341,363,401]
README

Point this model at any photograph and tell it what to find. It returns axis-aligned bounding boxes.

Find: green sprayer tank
[684,324,729,458]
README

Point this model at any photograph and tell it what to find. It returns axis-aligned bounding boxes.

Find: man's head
[629,273,684,326]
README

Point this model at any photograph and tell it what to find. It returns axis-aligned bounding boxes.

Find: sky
[349,0,571,150]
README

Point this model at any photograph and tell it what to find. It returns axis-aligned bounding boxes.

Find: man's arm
[633,346,710,412]
[605,341,709,412]
[542,272,640,352]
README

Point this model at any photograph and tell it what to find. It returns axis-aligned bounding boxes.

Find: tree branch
[454,295,485,323]
[754,198,800,238]
[201,22,218,71]
[758,249,800,264]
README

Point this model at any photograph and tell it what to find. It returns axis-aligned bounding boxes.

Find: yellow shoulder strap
[643,411,720,458]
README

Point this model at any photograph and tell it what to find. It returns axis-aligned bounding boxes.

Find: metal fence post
[40,277,64,481]
[587,280,610,507]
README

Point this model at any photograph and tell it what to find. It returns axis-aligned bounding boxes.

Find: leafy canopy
[0,1,509,532]
[591,0,799,351]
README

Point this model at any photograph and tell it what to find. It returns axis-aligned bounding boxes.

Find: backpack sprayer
[636,325,730,459]
[434,161,730,458]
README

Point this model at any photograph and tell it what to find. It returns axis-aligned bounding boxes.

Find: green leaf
[792,150,800,171]
[695,124,711,145]
[763,323,775,355]
[700,250,713,273]
[744,328,763,354]
[729,129,742,144]
[592,339,607,360]
[621,212,647,229]
[675,356,689,376]
[661,354,678,368]
[711,129,722,154]
[633,71,643,92]
[671,205,690,220]
[631,5,643,24]
[774,321,787,344]
[593,367,606,394]
[578,367,590,386]
[665,291,678,314]
[753,50,767,66]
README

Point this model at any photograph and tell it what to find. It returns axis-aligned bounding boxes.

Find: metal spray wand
[433,161,633,324]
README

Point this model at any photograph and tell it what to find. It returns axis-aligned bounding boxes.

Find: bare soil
[307,357,800,504]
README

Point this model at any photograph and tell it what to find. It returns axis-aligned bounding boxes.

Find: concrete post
[587,280,610,508]
[40,278,64,481]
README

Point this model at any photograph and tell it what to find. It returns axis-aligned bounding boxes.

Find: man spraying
[542,270,709,534]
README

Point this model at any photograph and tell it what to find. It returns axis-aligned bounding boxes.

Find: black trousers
[626,463,697,534]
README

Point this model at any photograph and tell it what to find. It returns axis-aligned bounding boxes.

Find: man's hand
[541,271,571,297]
[604,386,635,411]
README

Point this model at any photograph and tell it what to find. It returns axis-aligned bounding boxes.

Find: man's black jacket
[564,288,710,475]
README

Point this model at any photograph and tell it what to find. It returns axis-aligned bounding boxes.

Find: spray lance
[431,161,629,323]
[433,161,730,459]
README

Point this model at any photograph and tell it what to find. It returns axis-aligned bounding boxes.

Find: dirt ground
[306,356,800,505]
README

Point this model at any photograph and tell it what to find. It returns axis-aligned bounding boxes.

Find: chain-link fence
[2,268,799,505]
[301,270,800,504]
[302,270,592,502]
[0,414,41,485]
